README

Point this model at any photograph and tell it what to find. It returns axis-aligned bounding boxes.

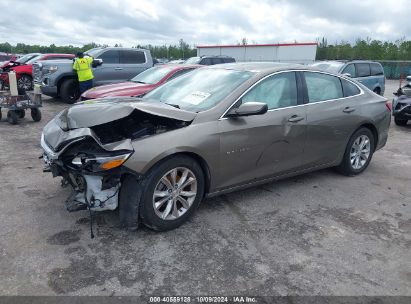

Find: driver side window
[241,72,297,110]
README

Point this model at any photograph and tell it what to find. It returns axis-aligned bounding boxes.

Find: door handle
[343,107,356,113]
[115,67,123,70]
[288,115,304,123]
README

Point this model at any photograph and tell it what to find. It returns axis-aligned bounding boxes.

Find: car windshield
[16,54,39,63]
[131,66,174,84]
[311,62,344,73]
[26,55,44,64]
[143,68,254,112]
[185,57,201,64]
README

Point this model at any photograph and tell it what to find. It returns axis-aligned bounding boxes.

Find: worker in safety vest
[73,52,94,94]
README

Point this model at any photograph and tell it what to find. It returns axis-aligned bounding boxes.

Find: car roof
[314,60,381,64]
[206,62,310,73]
[160,64,202,70]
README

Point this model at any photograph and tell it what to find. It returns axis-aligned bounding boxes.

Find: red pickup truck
[0,53,74,90]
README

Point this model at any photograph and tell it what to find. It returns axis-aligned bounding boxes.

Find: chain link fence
[378,61,411,79]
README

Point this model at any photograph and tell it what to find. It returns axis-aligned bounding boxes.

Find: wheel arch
[356,122,379,151]
[141,151,212,196]
[56,74,78,95]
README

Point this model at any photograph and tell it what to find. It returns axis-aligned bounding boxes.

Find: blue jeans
[79,79,93,94]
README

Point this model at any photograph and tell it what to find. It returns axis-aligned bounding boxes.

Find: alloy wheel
[350,135,371,170]
[17,76,32,90]
[153,167,197,220]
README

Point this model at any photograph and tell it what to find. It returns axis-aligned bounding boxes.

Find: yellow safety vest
[73,56,94,82]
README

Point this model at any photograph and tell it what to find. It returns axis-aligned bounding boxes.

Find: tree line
[0,39,197,60]
[1,38,411,61]
[316,37,411,61]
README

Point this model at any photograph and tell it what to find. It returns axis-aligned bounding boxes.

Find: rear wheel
[0,108,2,121]
[60,79,79,104]
[139,155,205,231]
[337,128,374,176]
[17,74,33,91]
[394,117,408,126]
[7,110,18,125]
[31,108,41,122]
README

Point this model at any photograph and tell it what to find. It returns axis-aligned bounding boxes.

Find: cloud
[0,0,409,47]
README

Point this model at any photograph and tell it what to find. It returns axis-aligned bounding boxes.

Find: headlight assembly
[72,152,132,171]
[48,65,58,74]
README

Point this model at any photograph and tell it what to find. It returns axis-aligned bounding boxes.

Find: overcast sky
[1,0,409,47]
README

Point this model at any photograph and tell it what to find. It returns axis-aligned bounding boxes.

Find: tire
[31,108,41,122]
[139,155,205,231]
[60,78,80,104]
[0,108,2,121]
[373,87,381,95]
[7,110,18,125]
[16,109,25,119]
[17,74,33,91]
[337,128,375,176]
[394,117,408,126]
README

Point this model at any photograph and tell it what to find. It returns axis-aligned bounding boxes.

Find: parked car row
[0,53,74,91]
[41,62,391,232]
[34,47,153,103]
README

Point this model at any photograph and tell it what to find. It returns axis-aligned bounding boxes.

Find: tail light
[385,101,392,112]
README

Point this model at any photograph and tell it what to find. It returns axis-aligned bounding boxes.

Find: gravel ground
[0,79,410,296]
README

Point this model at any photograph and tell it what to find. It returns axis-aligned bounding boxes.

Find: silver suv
[311,60,385,95]
[33,47,153,103]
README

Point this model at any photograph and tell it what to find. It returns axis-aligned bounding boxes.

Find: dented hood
[64,98,197,129]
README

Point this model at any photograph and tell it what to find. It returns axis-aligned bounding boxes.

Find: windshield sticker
[182,91,211,105]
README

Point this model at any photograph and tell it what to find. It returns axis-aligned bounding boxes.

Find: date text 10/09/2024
[149,296,257,303]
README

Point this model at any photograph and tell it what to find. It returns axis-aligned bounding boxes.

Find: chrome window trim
[219,69,364,120]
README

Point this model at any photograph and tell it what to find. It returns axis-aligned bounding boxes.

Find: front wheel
[394,117,408,126]
[139,155,205,231]
[60,79,79,104]
[337,128,375,176]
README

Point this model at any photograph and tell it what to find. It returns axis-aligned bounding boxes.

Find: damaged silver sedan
[41,63,391,232]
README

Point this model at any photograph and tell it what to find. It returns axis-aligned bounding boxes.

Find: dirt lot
[0,80,410,296]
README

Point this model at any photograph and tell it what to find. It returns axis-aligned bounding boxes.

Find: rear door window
[304,72,343,102]
[356,63,371,77]
[370,63,384,76]
[342,64,356,77]
[341,78,361,97]
[120,50,146,64]
[223,57,235,63]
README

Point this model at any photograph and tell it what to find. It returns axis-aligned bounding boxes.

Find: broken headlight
[72,152,132,172]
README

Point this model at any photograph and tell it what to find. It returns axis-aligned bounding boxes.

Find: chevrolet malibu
[41,63,391,232]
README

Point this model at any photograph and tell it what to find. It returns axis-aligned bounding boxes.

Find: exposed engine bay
[91,109,190,144]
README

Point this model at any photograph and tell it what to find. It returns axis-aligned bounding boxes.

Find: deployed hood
[82,81,155,98]
[62,98,197,129]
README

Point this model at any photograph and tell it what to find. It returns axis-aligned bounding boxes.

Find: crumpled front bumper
[40,119,133,213]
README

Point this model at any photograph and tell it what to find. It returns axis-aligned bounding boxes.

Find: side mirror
[226,101,268,117]
[342,73,352,78]
[92,59,103,68]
